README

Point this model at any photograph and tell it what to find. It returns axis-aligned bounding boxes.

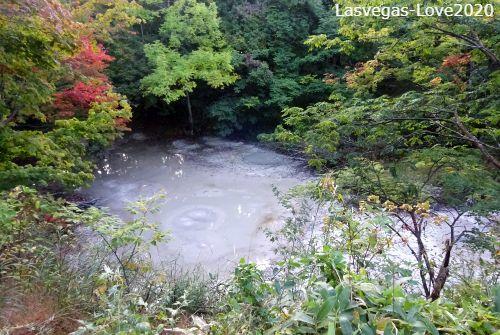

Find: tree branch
[0,109,18,128]
[452,110,500,169]
[427,25,499,68]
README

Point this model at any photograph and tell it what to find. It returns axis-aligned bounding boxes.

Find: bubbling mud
[84,135,311,272]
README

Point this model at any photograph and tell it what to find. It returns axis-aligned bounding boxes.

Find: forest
[0,0,499,334]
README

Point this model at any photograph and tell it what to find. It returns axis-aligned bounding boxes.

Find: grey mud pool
[83,135,312,272]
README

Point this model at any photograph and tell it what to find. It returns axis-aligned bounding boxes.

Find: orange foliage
[442,53,471,68]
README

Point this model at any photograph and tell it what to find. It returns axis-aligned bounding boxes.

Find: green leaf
[292,312,315,325]
[339,313,353,335]
[316,297,335,322]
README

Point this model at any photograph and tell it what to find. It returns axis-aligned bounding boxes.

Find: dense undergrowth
[0,184,498,334]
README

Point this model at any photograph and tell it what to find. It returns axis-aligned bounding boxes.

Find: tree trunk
[430,240,452,301]
[186,93,193,136]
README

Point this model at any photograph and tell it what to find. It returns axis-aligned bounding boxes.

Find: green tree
[334,148,499,300]
[213,0,340,136]
[0,1,74,128]
[263,0,500,300]
[0,0,131,191]
[71,0,143,41]
[141,0,237,135]
[301,0,499,168]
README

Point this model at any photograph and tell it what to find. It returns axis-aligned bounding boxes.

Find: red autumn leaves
[54,82,112,117]
[53,36,115,118]
[66,36,114,80]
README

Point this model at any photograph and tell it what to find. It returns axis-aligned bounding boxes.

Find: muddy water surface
[84,135,312,272]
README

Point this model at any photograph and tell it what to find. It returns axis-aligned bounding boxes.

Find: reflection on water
[84,135,312,272]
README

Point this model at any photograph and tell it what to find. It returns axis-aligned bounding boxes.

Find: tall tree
[301,0,499,169]
[141,0,236,135]
[0,0,131,190]
[264,0,500,299]
[0,0,74,128]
